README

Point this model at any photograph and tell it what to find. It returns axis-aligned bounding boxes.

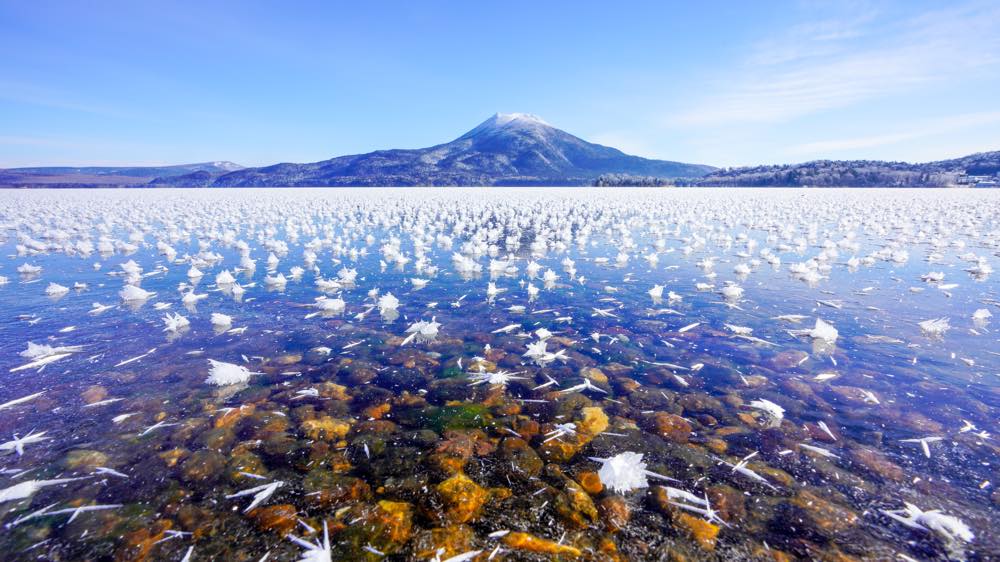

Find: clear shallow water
[0,187,997,561]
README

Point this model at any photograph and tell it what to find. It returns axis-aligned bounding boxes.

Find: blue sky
[1,0,998,168]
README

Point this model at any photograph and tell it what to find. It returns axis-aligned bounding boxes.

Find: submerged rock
[435,472,489,524]
[674,512,720,550]
[300,416,352,441]
[64,449,109,470]
[249,504,298,535]
[503,532,582,556]
[777,490,859,541]
[648,411,693,443]
[180,450,225,483]
[599,495,631,532]
[500,437,544,478]
[411,525,476,560]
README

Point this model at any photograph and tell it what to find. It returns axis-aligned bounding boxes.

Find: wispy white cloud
[671,2,1000,126]
[785,111,1000,156]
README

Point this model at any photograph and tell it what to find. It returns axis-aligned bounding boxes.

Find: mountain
[152,113,716,187]
[681,151,1000,187]
[3,116,997,188]
[0,162,243,188]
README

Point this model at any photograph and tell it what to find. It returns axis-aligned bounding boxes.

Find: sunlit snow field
[0,188,997,561]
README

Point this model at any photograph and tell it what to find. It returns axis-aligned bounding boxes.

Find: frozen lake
[0,188,997,560]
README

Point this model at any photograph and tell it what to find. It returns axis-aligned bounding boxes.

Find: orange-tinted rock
[249,504,298,535]
[353,419,398,435]
[436,473,488,524]
[116,519,173,562]
[214,404,256,428]
[538,436,582,462]
[578,406,609,436]
[578,470,603,495]
[318,382,351,401]
[300,416,351,441]
[429,453,467,475]
[555,479,598,528]
[412,525,475,559]
[674,512,720,550]
[503,532,582,556]
[364,403,391,419]
[159,447,189,468]
[371,500,414,545]
[705,438,728,454]
[511,417,541,439]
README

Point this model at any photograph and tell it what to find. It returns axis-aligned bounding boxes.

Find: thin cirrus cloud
[670,3,1000,127]
[785,111,1000,156]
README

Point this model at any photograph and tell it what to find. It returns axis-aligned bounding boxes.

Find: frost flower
[589,452,672,493]
[205,359,260,386]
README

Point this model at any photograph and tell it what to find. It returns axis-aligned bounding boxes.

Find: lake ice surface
[0,188,997,560]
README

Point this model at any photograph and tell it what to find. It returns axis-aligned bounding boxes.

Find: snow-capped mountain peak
[493,112,550,127]
[458,112,554,141]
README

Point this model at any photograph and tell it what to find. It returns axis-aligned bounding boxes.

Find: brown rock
[828,385,878,406]
[63,449,109,470]
[303,471,371,505]
[848,447,904,482]
[555,479,598,528]
[159,447,189,468]
[500,437,543,478]
[599,495,631,532]
[707,485,745,522]
[649,412,692,443]
[678,393,724,415]
[769,350,809,370]
[786,490,859,537]
[581,366,608,384]
[81,385,108,404]
[201,427,235,451]
[180,450,225,482]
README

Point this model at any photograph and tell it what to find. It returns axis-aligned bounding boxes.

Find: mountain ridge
[1,115,997,187]
[155,113,715,187]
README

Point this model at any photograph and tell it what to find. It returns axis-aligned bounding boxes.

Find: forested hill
[680,151,1000,187]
